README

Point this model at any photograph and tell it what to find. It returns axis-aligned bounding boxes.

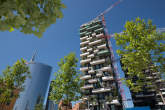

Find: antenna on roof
[30,50,37,62]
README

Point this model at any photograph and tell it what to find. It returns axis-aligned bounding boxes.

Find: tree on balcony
[0,59,30,109]
[49,53,83,109]
[115,18,165,93]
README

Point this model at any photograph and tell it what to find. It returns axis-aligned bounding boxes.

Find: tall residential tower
[79,19,121,110]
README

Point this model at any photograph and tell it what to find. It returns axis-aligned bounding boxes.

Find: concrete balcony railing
[80,52,89,57]
[110,99,120,105]
[100,66,111,72]
[80,67,88,72]
[87,54,94,58]
[97,44,107,49]
[102,76,114,81]
[92,87,111,93]
[96,72,103,77]
[87,37,92,40]
[90,59,105,65]
[88,69,95,74]
[80,59,91,64]
[94,28,104,33]
[87,48,92,52]
[80,36,88,41]
[157,102,165,105]
[80,75,91,80]
[80,41,89,46]
[160,88,165,91]
[156,79,164,83]
[135,93,155,98]
[82,97,88,100]
[89,39,102,46]
[146,76,152,79]
[80,47,87,51]
[96,33,104,38]
[152,72,160,75]
[92,33,96,36]
[88,79,97,83]
[81,84,93,89]
[156,92,165,96]
[94,49,99,53]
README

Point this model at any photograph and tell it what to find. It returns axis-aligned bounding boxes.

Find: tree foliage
[49,53,82,104]
[115,17,165,92]
[0,59,30,105]
[34,98,44,110]
[0,0,66,37]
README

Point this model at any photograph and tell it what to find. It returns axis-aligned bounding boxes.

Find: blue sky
[0,0,165,108]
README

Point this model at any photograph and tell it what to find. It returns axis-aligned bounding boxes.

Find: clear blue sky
[0,0,165,108]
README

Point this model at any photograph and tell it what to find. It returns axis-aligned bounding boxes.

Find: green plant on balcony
[105,95,113,102]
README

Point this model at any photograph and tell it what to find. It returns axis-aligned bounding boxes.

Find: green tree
[0,0,65,37]
[115,17,165,92]
[49,53,82,107]
[34,98,44,110]
[0,59,30,108]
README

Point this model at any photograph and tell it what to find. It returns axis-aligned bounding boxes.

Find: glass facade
[13,62,52,110]
[45,100,58,110]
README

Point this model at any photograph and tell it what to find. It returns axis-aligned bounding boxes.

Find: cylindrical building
[13,62,52,110]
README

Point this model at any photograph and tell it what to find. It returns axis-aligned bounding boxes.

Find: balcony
[80,36,88,41]
[92,33,96,36]
[81,84,93,89]
[100,66,111,72]
[80,67,88,72]
[86,32,92,36]
[87,37,92,40]
[87,48,92,52]
[94,28,104,33]
[80,41,89,46]
[96,72,103,77]
[80,31,87,37]
[156,79,164,83]
[80,26,88,31]
[88,79,97,83]
[89,39,102,46]
[80,52,89,57]
[135,93,155,98]
[157,102,165,105]
[87,24,101,30]
[97,44,107,49]
[94,49,99,53]
[80,75,91,80]
[96,33,104,38]
[152,72,160,75]
[97,50,109,55]
[102,76,113,81]
[146,76,152,79]
[80,59,91,64]
[160,88,165,91]
[87,54,94,58]
[92,87,111,93]
[90,59,105,65]
[80,47,87,51]
[110,99,120,105]
[88,69,95,74]
[82,97,88,100]
[156,92,165,96]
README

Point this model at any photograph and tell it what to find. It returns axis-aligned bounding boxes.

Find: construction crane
[93,0,131,108]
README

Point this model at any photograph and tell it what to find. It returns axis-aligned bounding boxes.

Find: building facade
[79,19,121,110]
[13,62,52,110]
